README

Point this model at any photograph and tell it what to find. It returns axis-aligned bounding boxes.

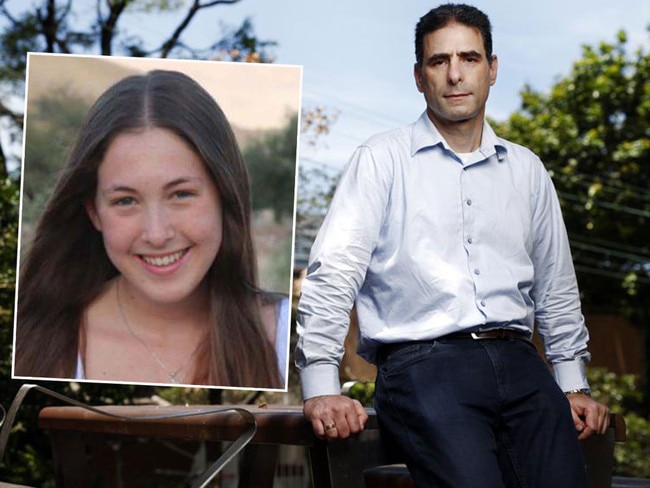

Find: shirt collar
[411,111,507,163]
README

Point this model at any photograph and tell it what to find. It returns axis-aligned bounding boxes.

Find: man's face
[414,22,497,129]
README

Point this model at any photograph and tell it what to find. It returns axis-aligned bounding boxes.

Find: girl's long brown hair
[14,69,282,389]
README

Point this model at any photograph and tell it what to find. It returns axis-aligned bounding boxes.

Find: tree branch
[0,101,22,178]
[99,0,128,56]
[35,0,73,53]
[0,0,19,26]
[158,0,242,58]
[0,101,23,129]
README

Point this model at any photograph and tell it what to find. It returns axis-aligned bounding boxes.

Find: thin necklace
[116,279,202,384]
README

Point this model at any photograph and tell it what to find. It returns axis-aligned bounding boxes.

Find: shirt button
[467,237,473,244]
[466,199,472,206]
[480,300,486,307]
[474,269,480,275]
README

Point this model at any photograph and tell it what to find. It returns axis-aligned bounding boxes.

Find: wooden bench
[38,405,627,488]
[1,384,632,487]
[38,403,386,488]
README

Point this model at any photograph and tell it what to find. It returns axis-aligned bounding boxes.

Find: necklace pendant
[169,374,179,384]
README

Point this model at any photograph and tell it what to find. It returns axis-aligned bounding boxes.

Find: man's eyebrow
[426,53,451,64]
[425,50,483,64]
[459,50,483,59]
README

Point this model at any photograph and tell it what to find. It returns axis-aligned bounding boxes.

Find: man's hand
[304,394,368,440]
[567,393,610,440]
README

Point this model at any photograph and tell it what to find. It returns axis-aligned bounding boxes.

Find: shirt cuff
[299,363,341,400]
[552,359,590,392]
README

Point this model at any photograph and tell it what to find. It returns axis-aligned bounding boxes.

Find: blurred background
[0,0,648,485]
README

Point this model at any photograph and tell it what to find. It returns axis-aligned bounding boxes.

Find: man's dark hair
[415,3,493,66]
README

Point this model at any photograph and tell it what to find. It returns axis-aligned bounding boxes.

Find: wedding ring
[324,422,336,431]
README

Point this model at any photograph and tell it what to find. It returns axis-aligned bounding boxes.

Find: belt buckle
[470,331,489,340]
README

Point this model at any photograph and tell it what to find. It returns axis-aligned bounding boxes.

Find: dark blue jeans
[374,337,589,488]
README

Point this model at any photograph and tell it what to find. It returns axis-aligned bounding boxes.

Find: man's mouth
[140,249,188,267]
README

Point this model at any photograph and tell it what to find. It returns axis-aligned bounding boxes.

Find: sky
[120,0,650,172]
[1,1,647,173]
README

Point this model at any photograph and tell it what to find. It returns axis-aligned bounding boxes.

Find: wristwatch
[564,388,592,396]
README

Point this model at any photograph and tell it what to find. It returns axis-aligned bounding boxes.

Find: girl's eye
[111,196,136,206]
[172,190,196,199]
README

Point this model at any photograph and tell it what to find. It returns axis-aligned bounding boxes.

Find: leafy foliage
[294,106,342,266]
[244,113,298,221]
[213,17,277,63]
[0,177,19,406]
[21,89,88,236]
[587,368,650,477]
[300,106,339,146]
[491,31,650,314]
[0,1,281,483]
[0,0,275,174]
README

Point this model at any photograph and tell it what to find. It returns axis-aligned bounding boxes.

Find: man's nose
[448,57,462,84]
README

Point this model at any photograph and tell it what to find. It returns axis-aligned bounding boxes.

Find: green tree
[0,176,18,336]
[0,0,277,175]
[20,90,88,234]
[0,1,278,483]
[492,31,650,391]
[244,113,298,222]
[294,107,341,267]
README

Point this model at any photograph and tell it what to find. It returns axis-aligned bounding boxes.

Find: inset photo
[13,53,301,391]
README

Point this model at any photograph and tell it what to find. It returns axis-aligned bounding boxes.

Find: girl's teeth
[143,250,185,266]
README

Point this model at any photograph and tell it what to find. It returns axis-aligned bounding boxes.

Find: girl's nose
[141,206,175,247]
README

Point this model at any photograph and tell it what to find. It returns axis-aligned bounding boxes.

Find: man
[295,4,610,487]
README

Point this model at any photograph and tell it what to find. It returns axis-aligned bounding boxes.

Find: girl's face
[87,127,223,306]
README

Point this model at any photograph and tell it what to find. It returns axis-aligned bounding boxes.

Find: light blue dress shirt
[296,112,591,399]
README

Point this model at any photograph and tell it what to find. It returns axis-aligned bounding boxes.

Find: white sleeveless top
[75,296,291,386]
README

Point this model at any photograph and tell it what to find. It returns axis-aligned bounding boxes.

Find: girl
[14,69,287,389]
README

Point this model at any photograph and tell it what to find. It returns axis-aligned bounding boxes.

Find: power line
[570,233,650,257]
[574,264,650,285]
[558,191,650,218]
[570,239,650,264]
[303,87,408,129]
[298,156,344,173]
[553,174,650,203]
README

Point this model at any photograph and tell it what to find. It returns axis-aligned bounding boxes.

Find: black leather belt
[377,328,531,363]
[450,329,531,341]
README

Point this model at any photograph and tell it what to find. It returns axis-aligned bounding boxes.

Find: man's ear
[84,200,102,231]
[489,54,498,86]
[414,63,424,93]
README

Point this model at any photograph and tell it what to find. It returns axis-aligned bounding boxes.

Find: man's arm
[296,144,391,439]
[530,165,609,438]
